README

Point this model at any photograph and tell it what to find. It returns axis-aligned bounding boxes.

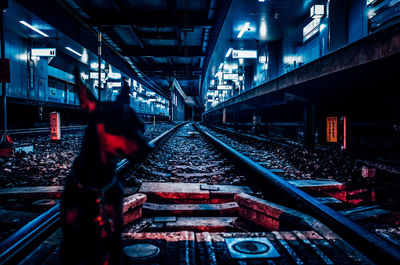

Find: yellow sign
[326,117,337,142]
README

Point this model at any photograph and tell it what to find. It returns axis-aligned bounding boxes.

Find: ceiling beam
[135,31,178,40]
[122,46,205,57]
[88,11,212,27]
[138,63,202,72]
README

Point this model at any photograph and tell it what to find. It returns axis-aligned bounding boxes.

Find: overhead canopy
[14,0,233,106]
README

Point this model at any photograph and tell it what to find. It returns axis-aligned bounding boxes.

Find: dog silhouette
[61,68,153,265]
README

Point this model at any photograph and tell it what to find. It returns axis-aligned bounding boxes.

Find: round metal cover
[232,240,270,254]
[123,243,160,260]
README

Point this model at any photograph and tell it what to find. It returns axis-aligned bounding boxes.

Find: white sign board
[303,19,320,42]
[108,72,121,79]
[108,82,122,87]
[223,73,239,80]
[232,50,257,59]
[217,85,232,90]
[31,48,56,57]
[90,72,106,79]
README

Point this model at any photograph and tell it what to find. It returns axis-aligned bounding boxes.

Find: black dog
[61,69,152,265]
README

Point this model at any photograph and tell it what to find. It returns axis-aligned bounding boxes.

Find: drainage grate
[225,237,280,259]
[123,243,160,261]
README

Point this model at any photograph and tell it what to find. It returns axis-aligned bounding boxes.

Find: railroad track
[1,122,399,264]
[197,124,400,257]
[0,122,185,265]
[5,121,171,137]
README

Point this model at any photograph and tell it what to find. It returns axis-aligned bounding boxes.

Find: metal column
[0,2,8,144]
[303,103,315,148]
[97,32,102,102]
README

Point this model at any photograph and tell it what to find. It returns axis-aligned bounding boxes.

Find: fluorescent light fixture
[19,21,49,37]
[310,5,324,19]
[218,63,224,69]
[65,47,82,57]
[237,22,250,38]
[225,48,233,58]
[259,0,265,2]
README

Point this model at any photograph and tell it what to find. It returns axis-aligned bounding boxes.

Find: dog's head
[74,68,153,164]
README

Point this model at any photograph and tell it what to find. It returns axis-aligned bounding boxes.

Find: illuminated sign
[259,56,267,63]
[90,72,106,79]
[366,0,377,6]
[232,50,257,59]
[108,72,121,79]
[108,82,122,87]
[303,19,320,42]
[50,112,61,140]
[217,85,232,90]
[31,48,56,57]
[326,117,337,143]
[223,73,238,80]
[310,5,324,19]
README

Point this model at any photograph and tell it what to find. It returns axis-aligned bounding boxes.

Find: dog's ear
[74,68,97,113]
[116,78,130,105]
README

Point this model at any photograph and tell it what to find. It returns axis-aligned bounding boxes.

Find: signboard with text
[232,50,257,59]
[50,112,61,140]
[31,48,56,57]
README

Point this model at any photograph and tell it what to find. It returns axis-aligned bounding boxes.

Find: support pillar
[233,111,238,130]
[97,32,102,101]
[0,1,10,146]
[303,104,315,148]
[222,108,226,126]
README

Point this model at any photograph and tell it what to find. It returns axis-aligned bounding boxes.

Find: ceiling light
[225,48,233,58]
[259,0,265,2]
[19,20,49,37]
[237,22,250,38]
[65,47,82,57]
[310,5,325,19]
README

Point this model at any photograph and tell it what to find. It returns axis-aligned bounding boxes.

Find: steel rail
[6,121,170,136]
[0,122,186,265]
[194,123,400,264]
[5,126,86,136]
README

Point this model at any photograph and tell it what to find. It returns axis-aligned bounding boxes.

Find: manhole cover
[123,243,160,260]
[32,199,57,206]
[225,237,280,259]
[233,241,270,254]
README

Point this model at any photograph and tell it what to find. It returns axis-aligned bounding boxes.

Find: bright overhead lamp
[237,22,250,38]
[19,20,49,37]
[258,0,265,2]
[225,48,233,58]
[65,47,82,57]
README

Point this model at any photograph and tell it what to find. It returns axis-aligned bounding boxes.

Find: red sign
[0,59,10,83]
[50,112,61,140]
